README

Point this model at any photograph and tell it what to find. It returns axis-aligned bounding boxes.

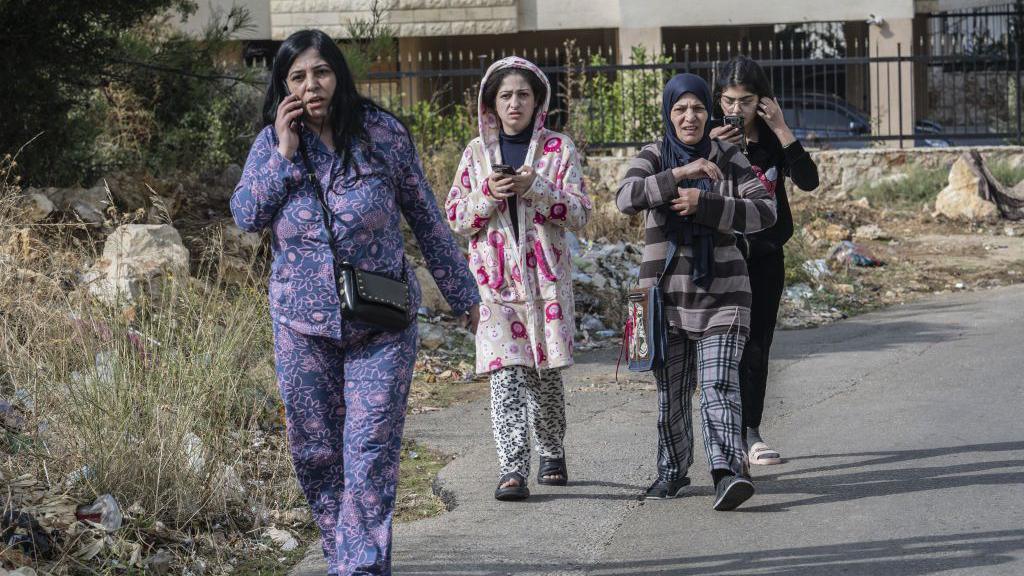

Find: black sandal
[494,472,530,501]
[537,456,568,486]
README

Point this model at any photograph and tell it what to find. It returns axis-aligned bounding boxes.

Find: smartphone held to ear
[284,88,306,132]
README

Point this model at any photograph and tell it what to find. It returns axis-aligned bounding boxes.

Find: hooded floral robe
[445,57,593,374]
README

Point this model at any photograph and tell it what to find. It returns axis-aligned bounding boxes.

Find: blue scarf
[659,73,716,290]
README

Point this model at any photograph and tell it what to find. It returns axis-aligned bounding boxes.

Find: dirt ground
[783,190,1024,324]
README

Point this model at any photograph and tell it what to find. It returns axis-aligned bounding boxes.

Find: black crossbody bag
[299,141,412,331]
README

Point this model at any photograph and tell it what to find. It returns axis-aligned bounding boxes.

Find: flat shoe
[749,441,783,465]
[642,477,691,500]
[537,456,568,486]
[713,474,755,511]
[494,472,530,501]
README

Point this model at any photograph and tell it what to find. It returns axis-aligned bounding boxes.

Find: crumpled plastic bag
[75,493,123,532]
[830,240,884,267]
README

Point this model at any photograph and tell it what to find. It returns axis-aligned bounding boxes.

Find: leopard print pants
[489,366,566,478]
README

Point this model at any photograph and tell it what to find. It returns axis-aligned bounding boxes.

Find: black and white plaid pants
[655,330,749,481]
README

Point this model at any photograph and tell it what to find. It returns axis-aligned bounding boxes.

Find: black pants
[739,247,785,430]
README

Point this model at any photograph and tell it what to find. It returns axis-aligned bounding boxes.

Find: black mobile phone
[722,115,747,153]
[492,164,516,175]
[284,87,306,131]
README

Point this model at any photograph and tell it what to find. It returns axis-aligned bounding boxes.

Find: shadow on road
[740,440,1024,512]
[398,529,1024,575]
[770,319,965,361]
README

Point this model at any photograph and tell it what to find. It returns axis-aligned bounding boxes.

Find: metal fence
[272,3,1024,150]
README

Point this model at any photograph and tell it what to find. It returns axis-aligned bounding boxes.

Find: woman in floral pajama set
[446,57,593,501]
[231,30,479,575]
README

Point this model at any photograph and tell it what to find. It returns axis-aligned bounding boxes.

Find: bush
[0,0,200,185]
[402,100,475,157]
[562,46,668,148]
[855,166,948,209]
[989,160,1024,189]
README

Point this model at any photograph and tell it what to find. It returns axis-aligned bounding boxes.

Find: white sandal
[749,441,783,465]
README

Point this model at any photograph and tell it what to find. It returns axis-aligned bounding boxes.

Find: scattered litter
[830,241,884,267]
[143,549,175,575]
[784,283,814,303]
[854,224,889,241]
[0,400,25,431]
[801,259,831,281]
[65,465,94,488]
[581,314,606,333]
[13,389,33,411]
[269,507,313,527]
[75,494,123,532]
[1,509,54,560]
[184,432,206,472]
[264,527,299,551]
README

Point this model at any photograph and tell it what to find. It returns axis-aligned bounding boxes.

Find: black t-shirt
[499,128,531,242]
[740,134,818,256]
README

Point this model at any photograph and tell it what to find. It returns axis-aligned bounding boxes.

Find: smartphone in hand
[722,115,747,154]
[284,86,307,133]
[491,164,516,176]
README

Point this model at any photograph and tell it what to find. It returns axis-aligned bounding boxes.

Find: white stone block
[413,8,441,21]
[465,7,494,20]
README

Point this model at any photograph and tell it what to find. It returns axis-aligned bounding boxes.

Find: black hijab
[659,73,716,290]
[660,73,713,170]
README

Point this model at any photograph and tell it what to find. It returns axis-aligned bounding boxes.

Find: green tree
[0,0,197,184]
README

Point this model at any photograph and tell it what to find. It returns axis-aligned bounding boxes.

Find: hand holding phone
[722,115,747,154]
[275,88,306,159]
[488,164,517,200]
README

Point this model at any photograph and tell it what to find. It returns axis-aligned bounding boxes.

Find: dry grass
[0,158,305,572]
[0,152,467,573]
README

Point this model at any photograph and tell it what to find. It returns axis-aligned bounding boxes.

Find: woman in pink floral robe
[446,57,592,500]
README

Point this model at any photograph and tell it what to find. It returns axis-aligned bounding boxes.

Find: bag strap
[299,137,341,261]
[298,134,406,280]
[656,238,677,287]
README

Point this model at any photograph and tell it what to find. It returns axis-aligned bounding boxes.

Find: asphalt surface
[292,284,1024,575]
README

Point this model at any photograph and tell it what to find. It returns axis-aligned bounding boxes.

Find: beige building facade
[178,0,1013,145]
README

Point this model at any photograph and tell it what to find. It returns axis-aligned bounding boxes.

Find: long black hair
[714,56,779,150]
[263,29,376,166]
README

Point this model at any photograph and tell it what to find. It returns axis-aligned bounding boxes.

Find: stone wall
[270,0,517,39]
[583,146,1024,199]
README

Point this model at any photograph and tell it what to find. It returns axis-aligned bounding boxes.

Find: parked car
[775,93,953,148]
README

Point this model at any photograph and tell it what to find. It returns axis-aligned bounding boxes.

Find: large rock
[934,154,999,221]
[31,185,108,225]
[418,322,446,350]
[203,164,244,205]
[84,225,190,304]
[23,192,55,222]
[414,266,450,314]
[222,222,262,256]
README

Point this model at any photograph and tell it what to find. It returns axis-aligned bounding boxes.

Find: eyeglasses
[721,96,758,107]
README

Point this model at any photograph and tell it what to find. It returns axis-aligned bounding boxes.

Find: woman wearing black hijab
[616,73,777,511]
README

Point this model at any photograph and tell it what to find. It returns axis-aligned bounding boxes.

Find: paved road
[293,285,1024,575]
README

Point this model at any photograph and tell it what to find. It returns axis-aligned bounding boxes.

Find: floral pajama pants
[272,320,418,576]
[489,366,567,479]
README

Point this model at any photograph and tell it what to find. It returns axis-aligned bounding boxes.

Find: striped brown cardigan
[616,140,776,339]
